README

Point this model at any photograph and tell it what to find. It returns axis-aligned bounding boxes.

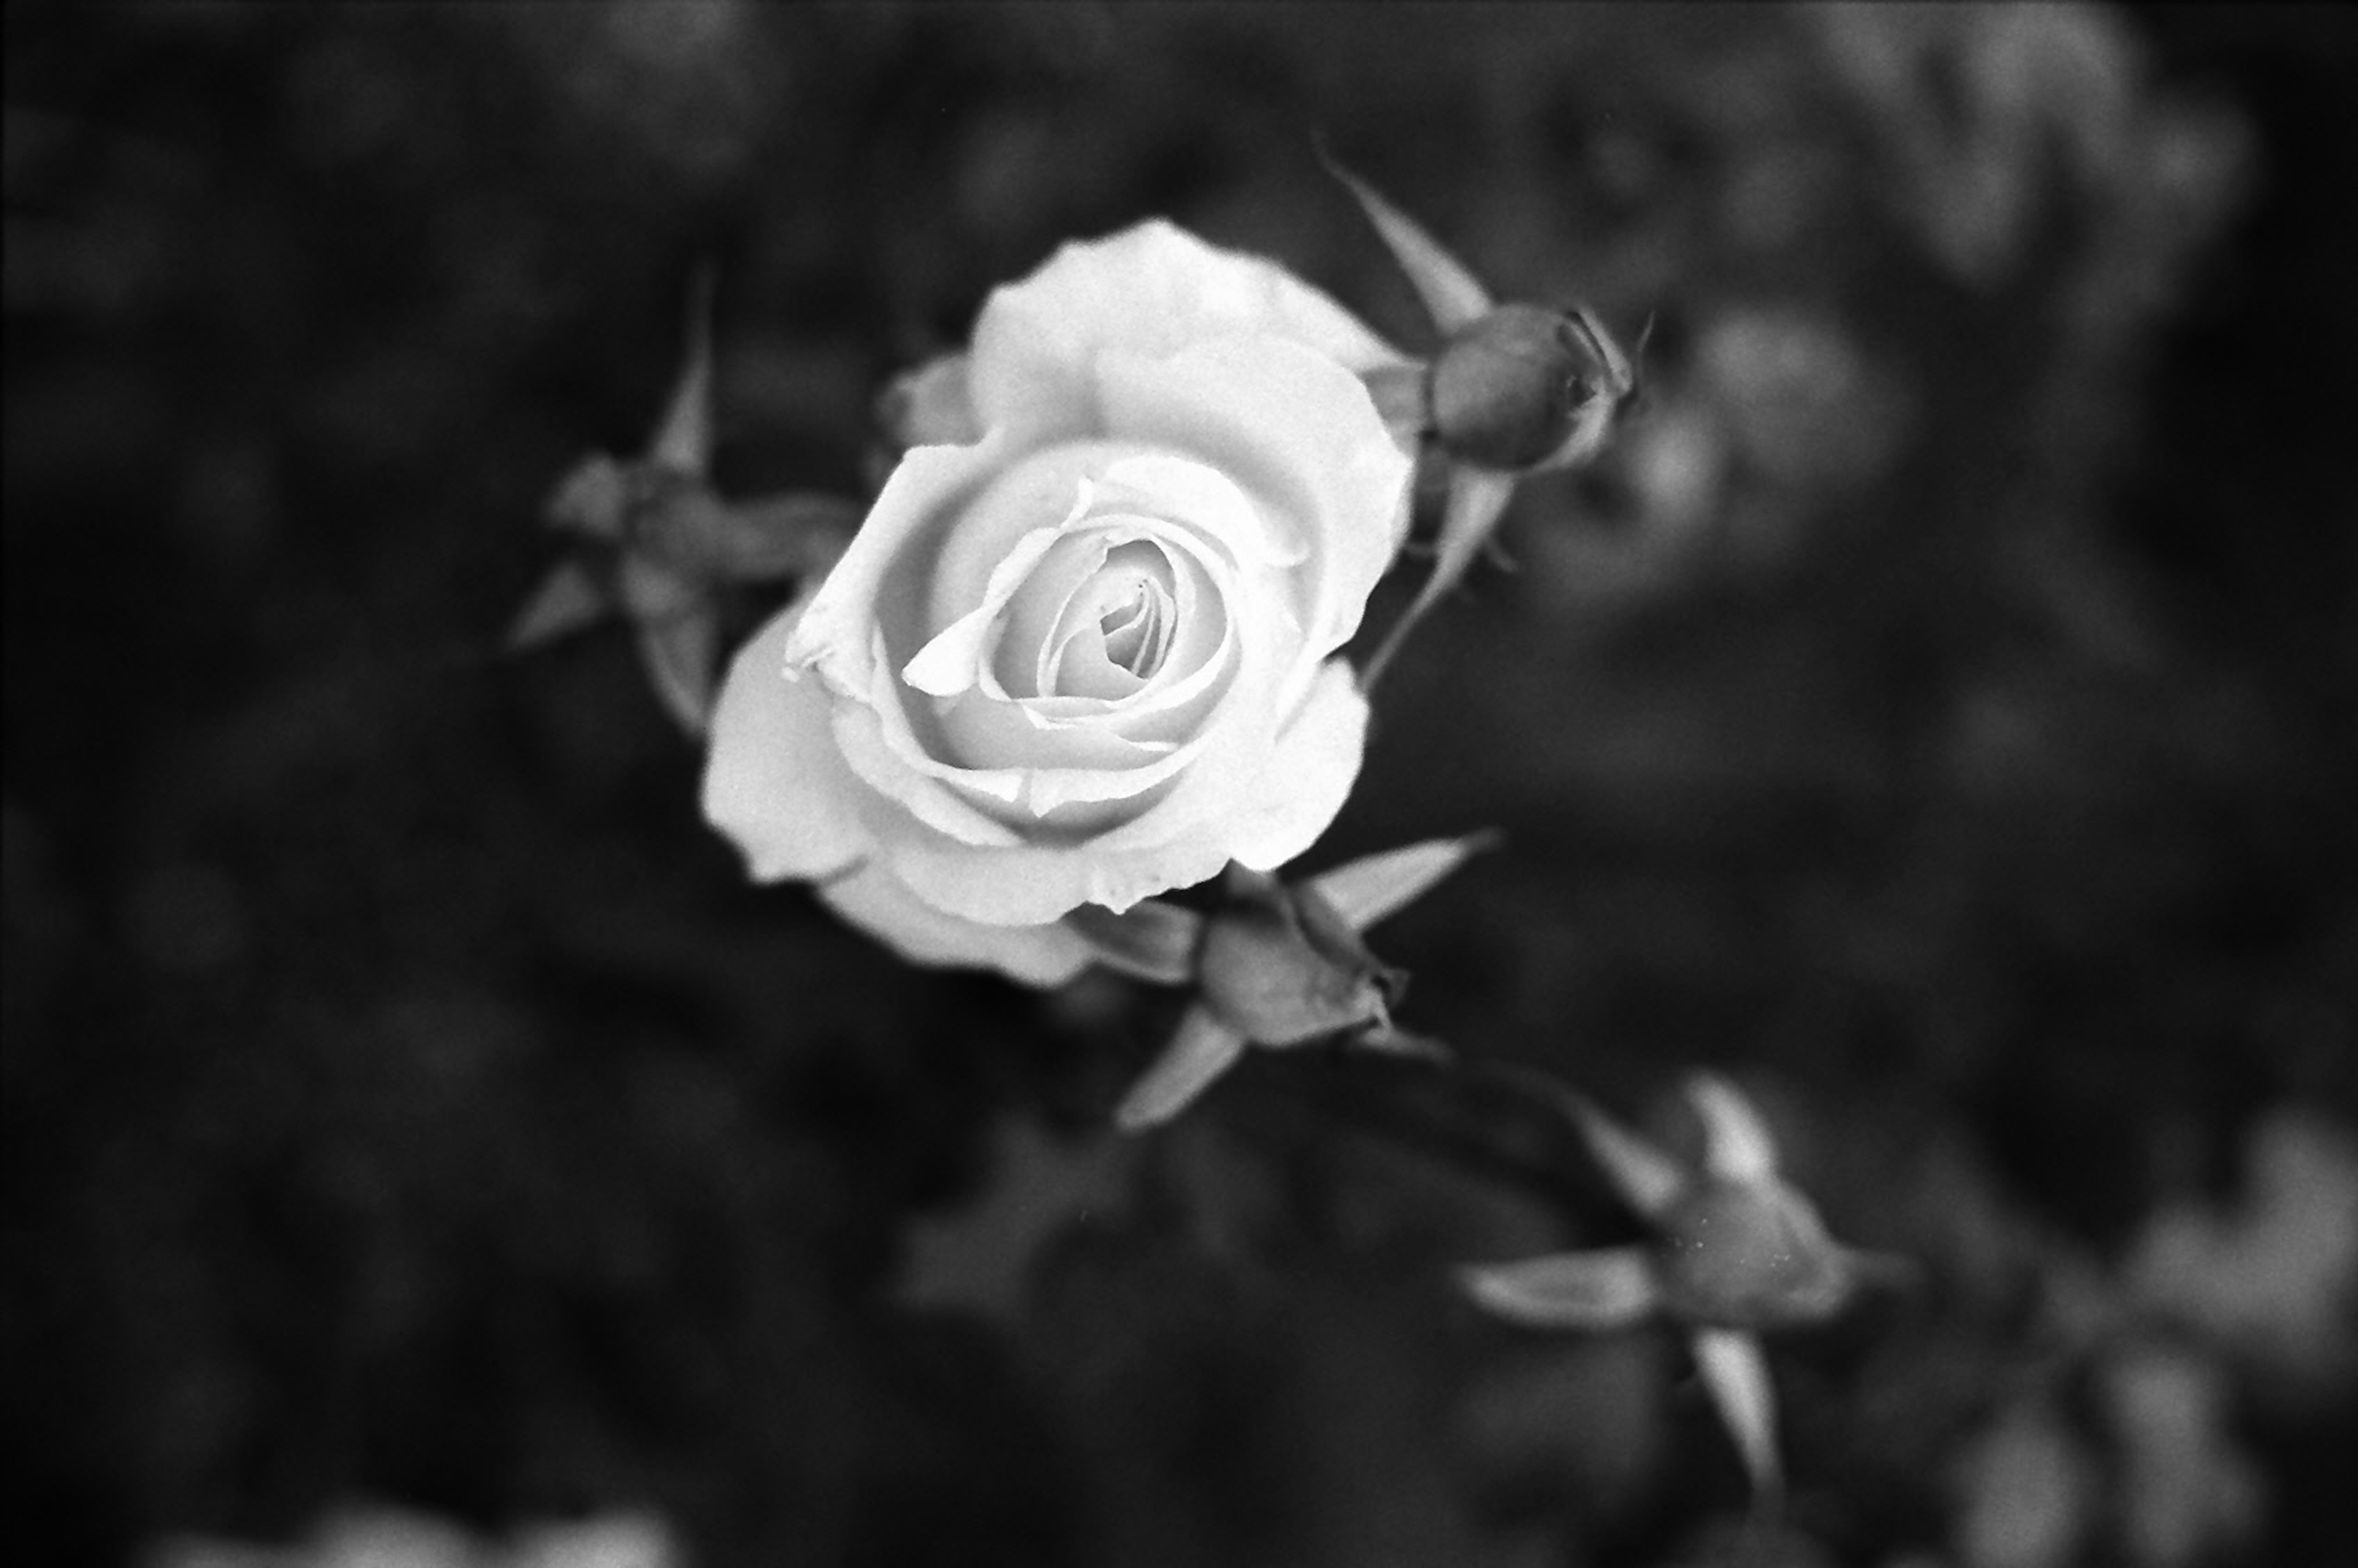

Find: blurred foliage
[5,4,2356,1567]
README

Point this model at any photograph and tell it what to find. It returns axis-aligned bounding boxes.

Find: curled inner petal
[849,434,1325,836]
[1044,538,1178,696]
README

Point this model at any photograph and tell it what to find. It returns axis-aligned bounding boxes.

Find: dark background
[6,5,2354,1566]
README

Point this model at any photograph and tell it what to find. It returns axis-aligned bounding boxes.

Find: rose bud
[1075,836,1488,1130]
[1459,1072,1910,1500]
[1321,147,1648,687]
[1195,864,1404,1047]
[1652,1176,1859,1332]
[514,270,857,734]
[706,222,1415,986]
[1428,302,1640,475]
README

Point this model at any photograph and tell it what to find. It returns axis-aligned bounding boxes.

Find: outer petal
[877,658,1368,925]
[1216,659,1371,872]
[790,435,1035,848]
[705,604,1092,987]
[791,433,1014,688]
[885,812,1237,928]
[701,599,871,882]
[968,220,1412,445]
[818,860,1094,988]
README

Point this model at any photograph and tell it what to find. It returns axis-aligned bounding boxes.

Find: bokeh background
[6,4,2355,1566]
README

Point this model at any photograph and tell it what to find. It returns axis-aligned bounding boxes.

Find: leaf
[1360,465,1517,690]
[1115,1006,1250,1132]
[1320,142,1495,336]
[1461,1246,1660,1331]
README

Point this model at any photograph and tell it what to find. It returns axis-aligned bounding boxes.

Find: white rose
[702,221,1413,985]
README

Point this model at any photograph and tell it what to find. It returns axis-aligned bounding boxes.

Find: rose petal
[791,432,1014,688]
[818,859,1094,987]
[793,435,1049,842]
[901,521,1075,698]
[876,658,1366,926]
[927,519,1259,813]
[1098,451,1301,569]
[968,220,1412,446]
[885,818,1240,926]
[701,599,874,882]
[1207,657,1371,872]
[1098,335,1411,684]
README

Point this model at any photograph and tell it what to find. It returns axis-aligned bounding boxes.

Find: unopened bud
[1196,866,1404,1047]
[1652,1178,1854,1331]
[1430,303,1636,473]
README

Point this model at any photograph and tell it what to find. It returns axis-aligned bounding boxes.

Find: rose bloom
[703,222,1413,985]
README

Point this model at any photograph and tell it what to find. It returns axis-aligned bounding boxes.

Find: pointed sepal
[634,484,859,585]
[1361,465,1517,689]
[1461,1245,1661,1331]
[633,601,722,738]
[1690,1327,1784,1502]
[1320,143,1495,335]
[1115,1006,1251,1132]
[1569,1092,1692,1224]
[544,453,633,542]
[647,263,717,476]
[1687,1072,1781,1184]
[1306,831,1496,931]
[507,559,612,650]
[1065,897,1204,986]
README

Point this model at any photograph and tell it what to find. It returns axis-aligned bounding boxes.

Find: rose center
[1043,539,1183,700]
[1098,576,1175,678]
